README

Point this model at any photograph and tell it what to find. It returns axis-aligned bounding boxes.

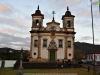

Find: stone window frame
[34,40,38,47]
[43,39,47,47]
[58,39,63,48]
[68,41,71,48]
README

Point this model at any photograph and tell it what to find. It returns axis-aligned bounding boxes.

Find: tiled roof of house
[88,50,100,54]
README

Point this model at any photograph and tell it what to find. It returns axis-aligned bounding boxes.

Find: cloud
[0,15,30,29]
[75,9,100,18]
[44,12,52,19]
[0,3,31,30]
[80,36,99,42]
[0,3,31,49]
[0,32,30,49]
[0,27,30,38]
[48,0,82,7]
[81,36,92,41]
[0,3,14,15]
[75,17,100,29]
[24,5,33,10]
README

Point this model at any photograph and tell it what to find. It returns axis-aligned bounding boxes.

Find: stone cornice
[30,30,76,34]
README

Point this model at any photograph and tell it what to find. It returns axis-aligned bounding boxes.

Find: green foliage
[74,49,87,60]
[75,42,100,52]
[0,51,29,60]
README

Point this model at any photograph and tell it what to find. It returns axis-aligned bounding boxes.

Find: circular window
[69,53,71,56]
[33,52,36,55]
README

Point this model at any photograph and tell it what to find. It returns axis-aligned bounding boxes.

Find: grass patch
[0,68,99,75]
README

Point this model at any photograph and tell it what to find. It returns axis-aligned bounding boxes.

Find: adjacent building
[87,50,100,62]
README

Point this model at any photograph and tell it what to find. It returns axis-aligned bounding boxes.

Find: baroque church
[29,6,76,62]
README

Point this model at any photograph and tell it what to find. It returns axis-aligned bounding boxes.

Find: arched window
[36,19,39,26]
[67,20,71,27]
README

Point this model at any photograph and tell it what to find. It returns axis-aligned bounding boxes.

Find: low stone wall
[13,61,80,69]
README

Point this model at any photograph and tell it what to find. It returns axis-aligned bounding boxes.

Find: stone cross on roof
[52,11,55,20]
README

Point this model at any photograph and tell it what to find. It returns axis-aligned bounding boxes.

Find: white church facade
[29,6,76,62]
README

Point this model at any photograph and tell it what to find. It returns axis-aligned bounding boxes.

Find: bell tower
[31,5,44,30]
[62,6,76,60]
[62,6,75,31]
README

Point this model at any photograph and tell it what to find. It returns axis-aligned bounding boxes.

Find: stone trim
[30,31,76,34]
[48,40,58,51]
[37,34,41,58]
[64,35,67,59]
[29,36,33,58]
[72,37,75,59]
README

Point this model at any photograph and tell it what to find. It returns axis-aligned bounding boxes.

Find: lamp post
[90,0,96,75]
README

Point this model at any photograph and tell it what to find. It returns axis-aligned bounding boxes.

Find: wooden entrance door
[50,51,55,61]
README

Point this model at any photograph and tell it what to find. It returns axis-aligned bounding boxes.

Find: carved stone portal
[48,40,58,50]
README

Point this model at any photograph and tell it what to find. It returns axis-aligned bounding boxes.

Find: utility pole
[98,0,100,13]
[90,0,96,75]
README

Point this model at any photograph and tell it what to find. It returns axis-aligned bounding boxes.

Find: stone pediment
[46,19,60,31]
[48,40,58,51]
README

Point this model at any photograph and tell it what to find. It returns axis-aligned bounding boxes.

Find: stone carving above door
[48,40,58,51]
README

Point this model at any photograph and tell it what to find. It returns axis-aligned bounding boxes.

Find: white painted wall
[67,37,74,59]
[87,54,100,62]
[32,36,38,58]
[31,33,74,60]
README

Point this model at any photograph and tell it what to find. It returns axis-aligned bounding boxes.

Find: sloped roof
[88,50,100,54]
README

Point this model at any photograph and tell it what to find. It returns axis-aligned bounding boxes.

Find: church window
[67,20,71,27]
[69,53,71,56]
[36,19,39,26]
[68,41,71,48]
[43,39,47,47]
[34,40,38,47]
[59,39,63,48]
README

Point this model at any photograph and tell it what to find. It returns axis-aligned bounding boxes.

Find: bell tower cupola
[31,5,44,30]
[62,6,75,30]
